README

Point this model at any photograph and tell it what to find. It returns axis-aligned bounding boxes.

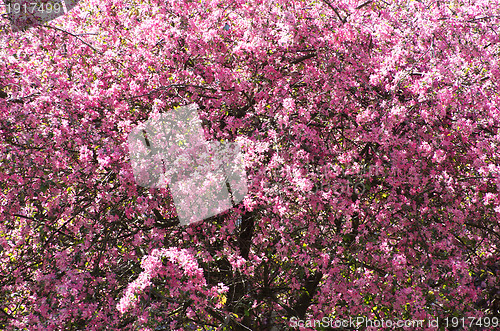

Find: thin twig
[44,25,103,54]
[291,52,317,64]
[323,0,347,23]
[356,0,373,10]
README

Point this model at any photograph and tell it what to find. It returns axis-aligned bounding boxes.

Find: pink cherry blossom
[1,0,500,330]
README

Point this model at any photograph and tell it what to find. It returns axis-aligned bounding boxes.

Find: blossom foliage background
[1,0,500,330]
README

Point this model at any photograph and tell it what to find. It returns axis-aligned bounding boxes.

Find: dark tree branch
[292,270,323,319]
[323,0,347,23]
[153,208,180,228]
[291,53,317,64]
[356,0,373,10]
[238,211,255,259]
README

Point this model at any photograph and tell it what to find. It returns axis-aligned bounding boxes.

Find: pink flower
[433,149,446,163]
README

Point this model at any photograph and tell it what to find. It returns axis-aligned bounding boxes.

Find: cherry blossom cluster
[1,0,499,329]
